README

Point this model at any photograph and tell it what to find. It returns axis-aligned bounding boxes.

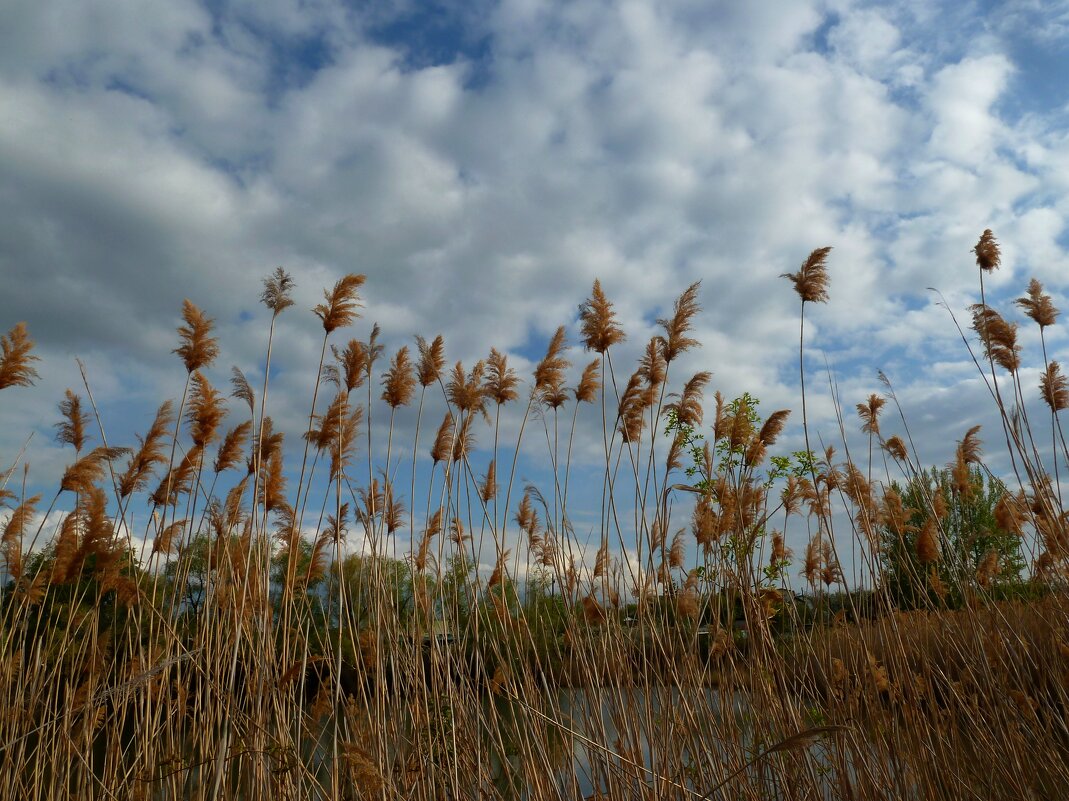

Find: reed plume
[856,394,885,435]
[328,339,369,393]
[416,334,446,387]
[260,266,296,316]
[151,446,202,506]
[430,412,454,465]
[446,360,488,419]
[970,305,1020,372]
[55,389,91,454]
[480,460,498,503]
[329,404,363,481]
[214,420,251,474]
[1040,362,1069,412]
[0,322,40,390]
[574,359,601,403]
[230,366,255,415]
[485,348,519,405]
[882,435,908,463]
[152,519,187,555]
[916,517,940,564]
[1016,278,1059,328]
[451,414,477,462]
[616,370,648,443]
[578,280,625,353]
[973,228,1001,272]
[61,446,129,495]
[118,401,174,497]
[2,494,39,545]
[659,281,701,362]
[533,326,570,393]
[314,273,366,333]
[666,371,711,428]
[802,537,821,587]
[174,300,219,373]
[638,337,666,388]
[187,371,227,448]
[782,246,832,305]
[381,346,416,408]
[260,447,290,514]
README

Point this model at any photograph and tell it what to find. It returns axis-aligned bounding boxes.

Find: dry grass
[1,232,1068,800]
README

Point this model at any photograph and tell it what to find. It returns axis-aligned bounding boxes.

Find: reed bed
[1,231,1067,800]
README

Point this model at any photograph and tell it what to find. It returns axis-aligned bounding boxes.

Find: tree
[880,466,1025,608]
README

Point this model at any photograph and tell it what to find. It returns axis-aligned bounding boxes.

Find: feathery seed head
[381,346,416,408]
[0,322,40,390]
[55,389,90,454]
[174,300,219,373]
[658,281,701,362]
[574,359,601,403]
[485,348,520,405]
[261,267,296,317]
[1016,278,1059,328]
[578,280,625,353]
[314,274,366,333]
[973,229,1001,272]
[781,246,832,304]
[1041,361,1069,412]
[416,334,446,387]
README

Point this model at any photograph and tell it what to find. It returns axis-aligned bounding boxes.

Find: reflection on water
[489,686,749,799]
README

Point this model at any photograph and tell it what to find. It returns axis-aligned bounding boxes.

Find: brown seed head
[260,267,295,317]
[55,389,90,454]
[415,334,445,387]
[578,279,625,353]
[485,348,519,405]
[574,359,601,403]
[533,327,570,393]
[658,281,701,363]
[187,371,227,448]
[916,518,940,564]
[666,371,712,428]
[451,414,477,462]
[62,445,130,496]
[0,322,40,390]
[430,412,454,465]
[857,394,885,436]
[174,300,219,373]
[973,229,1001,272]
[639,336,667,388]
[1016,277,1059,328]
[214,420,251,474]
[150,445,202,507]
[381,346,416,408]
[781,246,832,304]
[802,537,821,586]
[970,304,1020,372]
[882,436,909,463]
[314,274,366,333]
[118,401,174,498]
[480,459,497,503]
[447,360,489,420]
[230,366,255,416]
[1041,361,1069,412]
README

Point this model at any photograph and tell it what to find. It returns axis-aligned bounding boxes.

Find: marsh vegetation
[1,232,1067,799]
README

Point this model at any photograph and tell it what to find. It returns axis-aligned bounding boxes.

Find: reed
[1,231,1067,800]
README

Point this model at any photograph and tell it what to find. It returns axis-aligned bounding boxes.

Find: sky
[2,0,1069,586]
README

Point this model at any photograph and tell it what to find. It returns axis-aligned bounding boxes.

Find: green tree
[881,466,1024,608]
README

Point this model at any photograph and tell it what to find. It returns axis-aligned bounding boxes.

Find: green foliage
[880,466,1025,609]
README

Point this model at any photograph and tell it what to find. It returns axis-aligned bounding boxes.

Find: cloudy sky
[2,0,1069,582]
